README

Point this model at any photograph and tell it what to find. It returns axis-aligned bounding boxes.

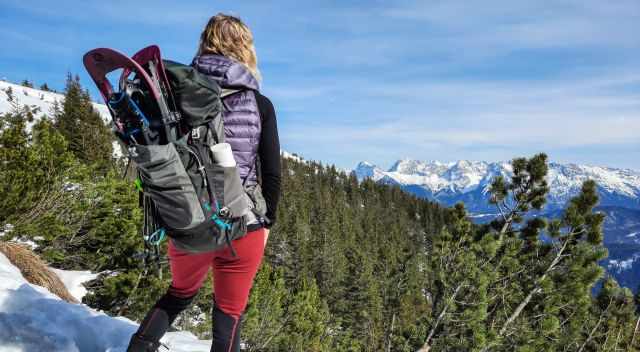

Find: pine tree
[583,278,639,351]
[0,106,85,243]
[488,153,549,243]
[4,86,14,102]
[54,73,113,173]
[80,175,167,321]
[480,180,607,351]
[420,203,492,351]
[242,264,288,351]
[278,278,333,351]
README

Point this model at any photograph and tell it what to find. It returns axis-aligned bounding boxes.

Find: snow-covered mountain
[355,158,640,292]
[355,158,640,213]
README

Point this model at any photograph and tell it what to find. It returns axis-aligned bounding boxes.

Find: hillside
[2,79,638,350]
[0,80,109,124]
[0,251,210,351]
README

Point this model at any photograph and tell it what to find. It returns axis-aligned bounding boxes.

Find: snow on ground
[0,224,12,238]
[49,268,97,302]
[0,252,211,352]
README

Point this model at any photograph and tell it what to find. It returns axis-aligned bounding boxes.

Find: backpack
[83,45,264,255]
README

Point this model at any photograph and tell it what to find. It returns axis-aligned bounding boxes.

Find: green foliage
[84,269,169,321]
[54,73,113,173]
[488,153,550,237]
[583,278,638,351]
[2,83,637,351]
[276,278,333,351]
[243,264,288,350]
[0,106,88,244]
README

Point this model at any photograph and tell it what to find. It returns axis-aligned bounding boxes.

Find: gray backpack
[130,60,266,254]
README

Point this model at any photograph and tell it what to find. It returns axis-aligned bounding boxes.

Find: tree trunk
[480,237,570,352]
[578,297,611,352]
[420,284,463,351]
[631,316,640,348]
[386,313,396,352]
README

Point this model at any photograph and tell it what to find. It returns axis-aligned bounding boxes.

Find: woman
[127,13,281,352]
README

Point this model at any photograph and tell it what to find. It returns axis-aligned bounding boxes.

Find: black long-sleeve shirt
[255,92,281,228]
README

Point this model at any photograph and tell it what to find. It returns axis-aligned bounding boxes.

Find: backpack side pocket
[206,163,250,219]
[131,143,206,230]
[245,183,267,218]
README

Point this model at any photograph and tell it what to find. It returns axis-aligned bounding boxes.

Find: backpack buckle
[128,146,139,158]
[191,127,201,140]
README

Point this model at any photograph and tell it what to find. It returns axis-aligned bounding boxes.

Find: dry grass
[0,241,78,304]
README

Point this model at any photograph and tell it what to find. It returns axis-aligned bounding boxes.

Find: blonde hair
[197,13,261,81]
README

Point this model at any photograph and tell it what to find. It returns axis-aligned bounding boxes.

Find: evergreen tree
[278,278,333,351]
[80,175,167,321]
[0,106,86,245]
[243,264,288,351]
[419,203,492,351]
[4,86,14,102]
[54,73,113,172]
[479,180,608,351]
[591,278,638,350]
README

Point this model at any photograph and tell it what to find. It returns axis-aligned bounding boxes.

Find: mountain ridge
[354,158,640,212]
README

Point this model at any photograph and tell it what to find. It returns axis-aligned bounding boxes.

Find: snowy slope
[1,80,122,157]
[0,80,110,123]
[0,252,211,352]
[49,268,97,302]
[354,158,640,211]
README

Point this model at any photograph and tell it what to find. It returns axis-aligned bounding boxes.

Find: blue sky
[1,0,639,170]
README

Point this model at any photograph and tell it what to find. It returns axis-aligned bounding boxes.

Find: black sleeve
[256,92,281,228]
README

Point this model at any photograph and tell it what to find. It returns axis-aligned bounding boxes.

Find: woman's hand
[264,228,270,247]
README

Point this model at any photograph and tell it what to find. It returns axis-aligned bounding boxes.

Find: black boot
[127,290,196,352]
[126,332,161,352]
[211,305,242,352]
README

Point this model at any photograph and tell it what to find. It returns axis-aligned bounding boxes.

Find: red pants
[167,228,266,319]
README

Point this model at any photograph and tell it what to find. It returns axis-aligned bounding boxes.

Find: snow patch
[12,238,38,250]
[49,268,97,302]
[0,224,13,238]
[0,252,211,351]
[0,80,121,160]
[281,150,304,163]
[0,80,109,125]
[607,253,640,273]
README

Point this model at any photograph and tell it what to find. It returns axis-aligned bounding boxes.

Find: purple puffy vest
[192,54,261,187]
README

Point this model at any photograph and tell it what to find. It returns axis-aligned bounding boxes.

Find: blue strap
[204,202,232,230]
[144,228,166,246]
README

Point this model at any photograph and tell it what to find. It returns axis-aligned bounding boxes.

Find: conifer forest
[1,77,639,351]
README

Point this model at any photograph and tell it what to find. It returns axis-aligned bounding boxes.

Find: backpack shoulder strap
[253,91,266,186]
[220,88,243,98]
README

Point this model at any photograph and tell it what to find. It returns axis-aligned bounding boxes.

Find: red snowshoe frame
[83,45,180,146]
